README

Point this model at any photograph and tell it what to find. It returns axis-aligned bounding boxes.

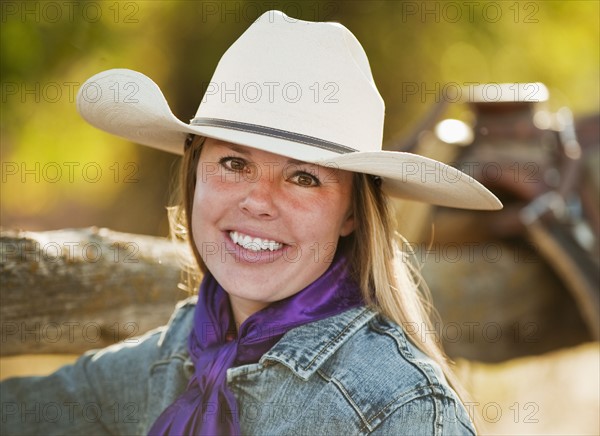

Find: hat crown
[75,11,501,210]
[194,11,384,153]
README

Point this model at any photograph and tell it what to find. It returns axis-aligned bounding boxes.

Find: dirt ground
[456,342,599,435]
[1,342,598,435]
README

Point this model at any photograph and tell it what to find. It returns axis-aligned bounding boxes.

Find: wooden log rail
[0,227,189,356]
[0,227,593,362]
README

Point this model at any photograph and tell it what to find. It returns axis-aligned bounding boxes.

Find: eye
[289,171,321,187]
[220,156,247,172]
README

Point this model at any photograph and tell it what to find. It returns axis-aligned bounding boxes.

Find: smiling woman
[1,10,501,436]
[192,138,356,324]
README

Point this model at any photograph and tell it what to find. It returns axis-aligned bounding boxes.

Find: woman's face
[191,138,355,322]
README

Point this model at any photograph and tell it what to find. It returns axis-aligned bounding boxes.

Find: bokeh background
[2,0,598,234]
[1,1,599,434]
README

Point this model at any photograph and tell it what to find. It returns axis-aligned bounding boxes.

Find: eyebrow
[286,157,308,166]
[222,143,252,156]
[221,143,314,167]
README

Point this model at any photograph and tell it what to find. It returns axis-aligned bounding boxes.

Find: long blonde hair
[170,135,472,416]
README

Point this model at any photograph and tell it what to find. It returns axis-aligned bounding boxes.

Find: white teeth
[229,231,283,252]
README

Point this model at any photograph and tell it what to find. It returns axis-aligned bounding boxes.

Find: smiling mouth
[229,231,284,252]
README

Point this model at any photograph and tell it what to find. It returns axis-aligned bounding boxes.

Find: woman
[1,10,500,435]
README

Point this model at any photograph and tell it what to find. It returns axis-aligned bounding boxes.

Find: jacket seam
[365,391,446,435]
[368,320,475,434]
[317,367,444,434]
[361,385,441,433]
[434,391,443,436]
[302,308,373,372]
[149,353,188,374]
[370,319,440,387]
[156,299,196,350]
[316,368,372,431]
[81,355,123,436]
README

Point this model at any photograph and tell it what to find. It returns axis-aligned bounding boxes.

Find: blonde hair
[170,135,473,420]
[348,172,471,406]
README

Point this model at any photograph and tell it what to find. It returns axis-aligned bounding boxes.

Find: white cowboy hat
[76,10,501,210]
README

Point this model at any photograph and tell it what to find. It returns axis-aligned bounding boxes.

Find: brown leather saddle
[393,84,599,342]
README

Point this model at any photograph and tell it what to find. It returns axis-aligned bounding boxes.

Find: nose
[238,173,279,219]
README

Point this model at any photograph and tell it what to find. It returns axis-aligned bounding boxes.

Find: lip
[222,229,289,264]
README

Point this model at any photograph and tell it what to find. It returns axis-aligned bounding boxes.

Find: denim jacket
[1,297,475,435]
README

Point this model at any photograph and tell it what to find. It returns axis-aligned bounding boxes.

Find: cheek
[191,179,219,240]
[191,171,244,244]
[295,195,352,244]
[322,182,354,237]
[190,188,206,247]
[193,166,237,209]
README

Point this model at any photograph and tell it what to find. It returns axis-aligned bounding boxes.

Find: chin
[221,275,292,303]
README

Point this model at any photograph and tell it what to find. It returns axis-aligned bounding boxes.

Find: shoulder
[332,312,475,434]
[264,306,476,435]
[152,295,197,355]
[0,297,198,435]
[86,295,197,366]
[326,311,449,398]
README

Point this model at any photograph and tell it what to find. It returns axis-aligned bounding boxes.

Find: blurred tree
[1,0,598,235]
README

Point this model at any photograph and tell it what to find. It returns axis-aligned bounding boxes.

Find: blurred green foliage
[1,0,598,235]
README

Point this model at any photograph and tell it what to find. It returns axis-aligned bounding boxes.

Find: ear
[339,212,355,237]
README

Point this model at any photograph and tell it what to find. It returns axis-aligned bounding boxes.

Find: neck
[228,294,269,328]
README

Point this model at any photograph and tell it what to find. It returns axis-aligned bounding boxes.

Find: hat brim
[77,69,502,210]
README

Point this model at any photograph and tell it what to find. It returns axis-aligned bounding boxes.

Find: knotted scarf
[148,252,363,435]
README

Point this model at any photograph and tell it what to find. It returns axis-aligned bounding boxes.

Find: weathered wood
[0,227,593,362]
[0,227,189,356]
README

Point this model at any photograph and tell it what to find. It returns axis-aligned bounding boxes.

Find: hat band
[190,117,356,154]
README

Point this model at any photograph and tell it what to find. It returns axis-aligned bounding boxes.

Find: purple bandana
[148,252,363,435]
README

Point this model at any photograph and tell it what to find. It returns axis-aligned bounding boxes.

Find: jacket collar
[259,306,377,380]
